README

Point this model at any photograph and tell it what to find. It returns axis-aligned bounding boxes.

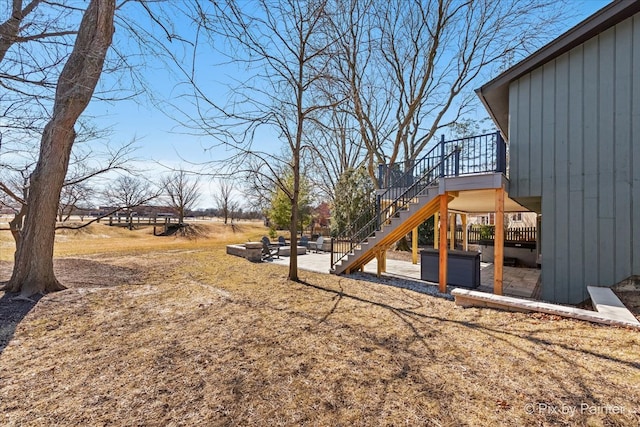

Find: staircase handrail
[331,150,457,269]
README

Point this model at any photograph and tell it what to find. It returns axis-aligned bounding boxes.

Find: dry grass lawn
[0,222,639,426]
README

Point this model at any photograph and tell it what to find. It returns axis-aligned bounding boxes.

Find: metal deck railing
[331,131,506,272]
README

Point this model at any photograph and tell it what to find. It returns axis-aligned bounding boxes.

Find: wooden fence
[455,226,536,244]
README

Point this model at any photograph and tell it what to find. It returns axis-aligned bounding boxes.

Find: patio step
[587,286,639,325]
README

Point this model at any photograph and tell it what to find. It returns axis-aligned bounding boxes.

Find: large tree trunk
[3,0,115,297]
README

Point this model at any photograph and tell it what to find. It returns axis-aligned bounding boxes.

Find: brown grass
[0,222,639,426]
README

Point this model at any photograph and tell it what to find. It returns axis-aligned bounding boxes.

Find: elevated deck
[331,133,533,288]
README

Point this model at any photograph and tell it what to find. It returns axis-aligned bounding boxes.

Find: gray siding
[508,14,640,303]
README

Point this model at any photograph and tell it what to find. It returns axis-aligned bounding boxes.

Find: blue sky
[84,0,612,209]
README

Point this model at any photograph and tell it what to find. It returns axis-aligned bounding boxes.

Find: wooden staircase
[332,186,451,275]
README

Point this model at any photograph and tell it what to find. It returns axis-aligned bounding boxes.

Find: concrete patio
[270,251,540,299]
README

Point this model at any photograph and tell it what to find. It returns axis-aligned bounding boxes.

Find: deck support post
[381,249,386,273]
[462,214,468,251]
[439,194,448,293]
[412,227,419,264]
[433,212,439,249]
[494,187,505,295]
[449,213,456,250]
[376,248,386,277]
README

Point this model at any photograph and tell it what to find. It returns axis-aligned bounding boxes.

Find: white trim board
[452,288,640,330]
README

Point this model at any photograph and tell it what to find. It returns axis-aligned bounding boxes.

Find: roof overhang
[476,0,640,140]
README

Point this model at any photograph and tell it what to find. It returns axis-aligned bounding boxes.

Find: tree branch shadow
[296,278,640,371]
[0,290,41,356]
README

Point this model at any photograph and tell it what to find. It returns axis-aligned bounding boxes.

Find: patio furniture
[261,237,280,260]
[420,248,480,288]
[309,236,325,253]
[299,236,309,247]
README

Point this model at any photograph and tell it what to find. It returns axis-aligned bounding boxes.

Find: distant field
[0,223,639,426]
[0,219,266,261]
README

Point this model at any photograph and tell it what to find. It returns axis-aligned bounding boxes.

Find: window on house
[511,213,522,222]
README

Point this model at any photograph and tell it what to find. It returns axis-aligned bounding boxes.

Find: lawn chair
[299,236,309,247]
[261,236,280,260]
[278,236,287,246]
[309,236,325,253]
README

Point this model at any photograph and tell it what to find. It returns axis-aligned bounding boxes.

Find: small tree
[161,170,201,225]
[417,217,435,246]
[213,179,239,225]
[269,173,312,235]
[331,166,374,236]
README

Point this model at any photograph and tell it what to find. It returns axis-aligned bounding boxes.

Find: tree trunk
[3,0,115,297]
[289,191,299,282]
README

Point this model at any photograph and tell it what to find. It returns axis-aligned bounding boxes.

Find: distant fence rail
[108,215,176,226]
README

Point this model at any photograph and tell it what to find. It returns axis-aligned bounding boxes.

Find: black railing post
[454,146,461,176]
[375,194,381,231]
[496,131,506,173]
[330,237,334,269]
[439,134,445,177]
[377,163,385,188]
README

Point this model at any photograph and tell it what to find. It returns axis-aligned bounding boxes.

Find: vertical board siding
[540,62,557,302]
[509,83,521,196]
[510,14,639,303]
[582,36,600,297]
[553,54,570,303]
[518,74,532,196]
[633,15,640,274]
[614,18,633,284]
[598,27,616,286]
[568,47,585,303]
[529,68,544,197]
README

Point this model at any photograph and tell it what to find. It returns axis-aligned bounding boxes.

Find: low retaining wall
[279,246,307,256]
[226,242,263,262]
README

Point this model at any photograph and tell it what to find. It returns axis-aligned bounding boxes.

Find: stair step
[332,188,440,275]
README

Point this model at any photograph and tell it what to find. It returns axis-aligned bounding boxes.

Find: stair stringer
[333,188,452,275]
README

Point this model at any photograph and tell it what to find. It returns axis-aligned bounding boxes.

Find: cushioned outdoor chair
[309,236,325,253]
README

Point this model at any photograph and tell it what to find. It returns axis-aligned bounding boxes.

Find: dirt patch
[52,258,144,289]
[0,258,144,356]
[0,258,143,290]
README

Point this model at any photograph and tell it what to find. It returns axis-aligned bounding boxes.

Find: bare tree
[1,138,138,242]
[2,0,116,297]
[180,0,341,281]
[161,169,200,225]
[57,182,93,222]
[328,0,565,185]
[1,1,81,156]
[104,175,158,225]
[213,179,238,225]
[306,108,365,202]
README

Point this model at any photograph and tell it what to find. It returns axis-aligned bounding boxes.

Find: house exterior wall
[508,13,640,304]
